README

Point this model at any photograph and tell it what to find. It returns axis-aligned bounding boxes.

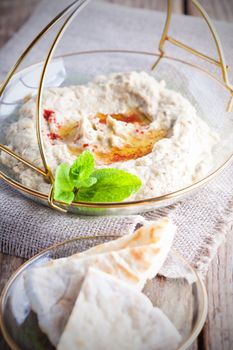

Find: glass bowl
[0,50,232,215]
[0,235,208,350]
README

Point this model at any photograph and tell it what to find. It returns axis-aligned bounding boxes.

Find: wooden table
[0,1,233,349]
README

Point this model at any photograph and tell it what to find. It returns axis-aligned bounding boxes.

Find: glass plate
[0,235,208,350]
[0,50,232,215]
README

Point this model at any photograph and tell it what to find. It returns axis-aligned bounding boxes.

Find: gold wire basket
[0,0,232,215]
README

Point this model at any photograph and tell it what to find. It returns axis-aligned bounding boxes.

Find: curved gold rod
[0,169,48,199]
[36,0,90,181]
[0,0,85,98]
[1,50,233,211]
[191,0,233,111]
[0,1,89,185]
[152,0,233,111]
[48,186,67,213]
[151,0,172,70]
[0,145,47,177]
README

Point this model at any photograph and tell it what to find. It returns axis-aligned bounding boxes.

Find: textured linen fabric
[0,0,233,277]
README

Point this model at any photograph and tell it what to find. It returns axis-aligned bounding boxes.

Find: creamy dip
[0,71,218,200]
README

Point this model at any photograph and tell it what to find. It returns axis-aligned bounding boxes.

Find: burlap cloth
[0,0,233,277]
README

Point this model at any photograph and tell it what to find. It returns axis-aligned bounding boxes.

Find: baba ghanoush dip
[0,71,218,200]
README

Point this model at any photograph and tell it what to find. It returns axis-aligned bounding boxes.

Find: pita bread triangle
[24,217,176,346]
[57,268,181,350]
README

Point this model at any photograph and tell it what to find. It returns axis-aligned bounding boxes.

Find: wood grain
[202,225,233,350]
[0,254,25,350]
[0,0,40,48]
[186,1,233,349]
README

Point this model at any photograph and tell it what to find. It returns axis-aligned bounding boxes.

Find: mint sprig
[75,168,142,202]
[54,163,75,205]
[53,151,142,205]
[70,150,97,188]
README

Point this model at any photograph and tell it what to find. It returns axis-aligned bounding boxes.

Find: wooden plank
[105,0,184,13]
[200,226,233,350]
[185,2,233,350]
[0,0,40,48]
[187,0,233,22]
[0,253,25,350]
[144,276,197,347]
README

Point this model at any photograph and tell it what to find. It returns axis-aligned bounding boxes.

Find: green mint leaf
[70,151,95,187]
[53,163,74,204]
[75,176,97,188]
[54,190,74,205]
[54,163,74,192]
[75,168,142,202]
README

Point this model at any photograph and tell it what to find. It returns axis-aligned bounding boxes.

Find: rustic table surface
[0,1,233,349]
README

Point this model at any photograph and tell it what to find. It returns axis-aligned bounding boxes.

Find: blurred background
[0,0,232,48]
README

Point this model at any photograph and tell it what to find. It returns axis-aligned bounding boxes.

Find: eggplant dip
[0,71,218,200]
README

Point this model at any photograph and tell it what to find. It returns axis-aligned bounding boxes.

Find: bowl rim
[0,49,232,209]
[0,235,208,350]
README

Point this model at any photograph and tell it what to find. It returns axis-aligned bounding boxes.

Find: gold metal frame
[0,236,208,350]
[152,0,233,112]
[0,0,232,213]
[0,0,90,213]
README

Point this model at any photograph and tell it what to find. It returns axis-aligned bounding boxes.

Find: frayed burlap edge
[140,198,233,278]
[193,198,233,277]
